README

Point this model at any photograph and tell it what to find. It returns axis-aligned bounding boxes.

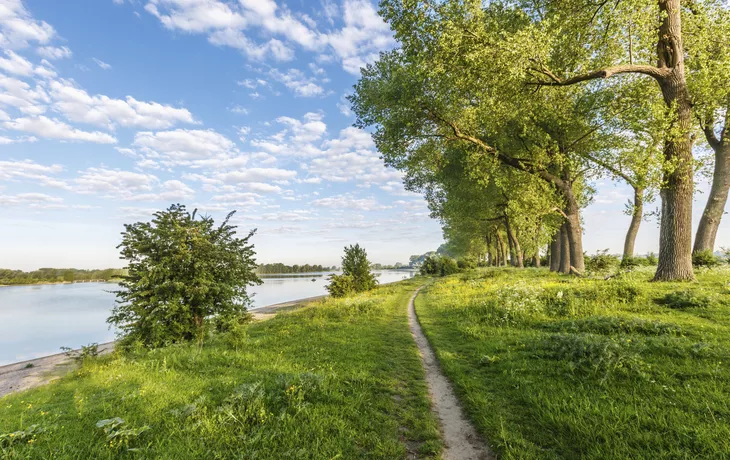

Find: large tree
[109,204,261,347]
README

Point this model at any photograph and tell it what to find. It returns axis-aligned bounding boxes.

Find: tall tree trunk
[623,187,644,260]
[533,255,541,268]
[504,217,524,268]
[485,234,493,266]
[563,193,585,274]
[694,134,729,253]
[496,232,505,266]
[559,223,571,274]
[653,0,694,281]
[549,231,560,272]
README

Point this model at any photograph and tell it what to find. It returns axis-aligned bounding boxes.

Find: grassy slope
[416,267,730,459]
[0,279,441,459]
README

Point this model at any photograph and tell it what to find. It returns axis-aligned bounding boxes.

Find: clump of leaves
[420,255,460,276]
[96,418,150,451]
[457,257,478,270]
[658,290,713,310]
[693,249,721,268]
[110,204,262,348]
[0,425,44,447]
[586,249,620,273]
[542,333,647,381]
[326,244,378,298]
[60,343,100,363]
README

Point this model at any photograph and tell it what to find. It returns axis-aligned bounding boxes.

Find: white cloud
[0,0,56,49]
[74,168,158,195]
[0,159,68,188]
[92,57,112,70]
[0,74,49,115]
[269,68,324,97]
[133,129,239,165]
[311,193,390,211]
[229,105,248,115]
[49,79,197,130]
[4,116,117,143]
[37,46,72,60]
[0,192,63,208]
[217,167,296,184]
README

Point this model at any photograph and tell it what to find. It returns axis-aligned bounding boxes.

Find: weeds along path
[408,288,493,460]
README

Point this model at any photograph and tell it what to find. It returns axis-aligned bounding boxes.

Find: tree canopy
[109,204,261,347]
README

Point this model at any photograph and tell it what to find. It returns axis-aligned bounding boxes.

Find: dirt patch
[408,288,493,460]
[0,342,115,398]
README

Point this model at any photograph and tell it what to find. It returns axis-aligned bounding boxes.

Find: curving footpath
[408,287,493,460]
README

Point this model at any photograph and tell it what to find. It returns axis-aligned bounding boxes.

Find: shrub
[693,249,721,268]
[325,274,355,298]
[586,249,620,273]
[110,204,262,348]
[658,290,712,310]
[645,252,658,265]
[457,257,477,270]
[326,244,378,297]
[420,255,460,276]
[620,256,640,269]
[545,316,682,336]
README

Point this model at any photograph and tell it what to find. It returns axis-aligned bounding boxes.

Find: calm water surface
[0,270,415,365]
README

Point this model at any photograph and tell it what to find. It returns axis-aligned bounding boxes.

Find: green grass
[416,267,730,459]
[0,279,441,459]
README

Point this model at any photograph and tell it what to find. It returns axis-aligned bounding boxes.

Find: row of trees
[0,268,125,285]
[352,0,730,281]
[256,263,334,274]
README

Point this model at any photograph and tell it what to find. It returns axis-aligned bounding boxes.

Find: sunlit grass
[416,266,730,459]
[0,279,441,459]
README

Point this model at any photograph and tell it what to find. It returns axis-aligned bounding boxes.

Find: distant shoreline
[0,280,118,288]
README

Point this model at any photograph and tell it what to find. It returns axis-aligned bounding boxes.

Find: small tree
[109,204,261,347]
[326,244,377,297]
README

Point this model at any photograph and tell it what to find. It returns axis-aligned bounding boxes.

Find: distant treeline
[256,263,335,274]
[0,268,126,285]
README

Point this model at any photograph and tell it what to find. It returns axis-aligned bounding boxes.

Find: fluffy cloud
[132,129,239,166]
[0,74,49,115]
[0,192,63,208]
[73,167,158,195]
[92,57,112,70]
[140,0,393,73]
[4,116,117,143]
[0,159,68,188]
[0,0,56,49]
[49,79,197,130]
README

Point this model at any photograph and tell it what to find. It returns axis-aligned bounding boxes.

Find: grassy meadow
[416,267,730,459]
[0,279,441,459]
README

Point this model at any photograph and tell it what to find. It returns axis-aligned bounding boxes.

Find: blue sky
[0,0,727,270]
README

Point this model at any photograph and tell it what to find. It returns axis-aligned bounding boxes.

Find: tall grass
[417,267,730,459]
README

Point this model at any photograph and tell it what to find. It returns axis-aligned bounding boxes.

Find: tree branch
[528,63,670,86]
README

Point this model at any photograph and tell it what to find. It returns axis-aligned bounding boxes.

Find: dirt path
[408,288,493,460]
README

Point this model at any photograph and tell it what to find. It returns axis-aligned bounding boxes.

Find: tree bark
[504,217,524,268]
[623,187,644,260]
[563,193,585,273]
[549,231,560,272]
[694,133,729,253]
[559,223,571,274]
[652,0,695,281]
[496,231,505,266]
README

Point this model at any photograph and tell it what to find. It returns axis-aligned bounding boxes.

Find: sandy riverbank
[0,295,326,398]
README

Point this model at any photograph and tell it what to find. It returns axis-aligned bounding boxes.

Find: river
[0,270,415,366]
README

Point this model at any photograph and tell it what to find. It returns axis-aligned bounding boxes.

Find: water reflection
[0,270,415,365]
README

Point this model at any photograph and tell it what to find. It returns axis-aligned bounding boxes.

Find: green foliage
[0,267,125,285]
[693,249,722,268]
[420,255,460,277]
[645,252,658,265]
[457,257,477,270]
[0,425,44,448]
[96,418,150,451]
[586,249,620,273]
[324,273,355,298]
[60,343,100,363]
[658,290,714,310]
[326,244,378,298]
[256,263,332,274]
[109,204,261,348]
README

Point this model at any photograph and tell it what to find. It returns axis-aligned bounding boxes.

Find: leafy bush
[585,249,620,273]
[326,244,378,298]
[325,274,355,298]
[645,252,658,265]
[420,255,460,276]
[60,343,100,363]
[457,257,477,270]
[693,249,721,268]
[110,204,262,348]
[658,290,713,310]
[96,418,150,451]
[620,256,640,269]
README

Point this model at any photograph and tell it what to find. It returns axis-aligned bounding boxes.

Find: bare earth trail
[408,288,493,460]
